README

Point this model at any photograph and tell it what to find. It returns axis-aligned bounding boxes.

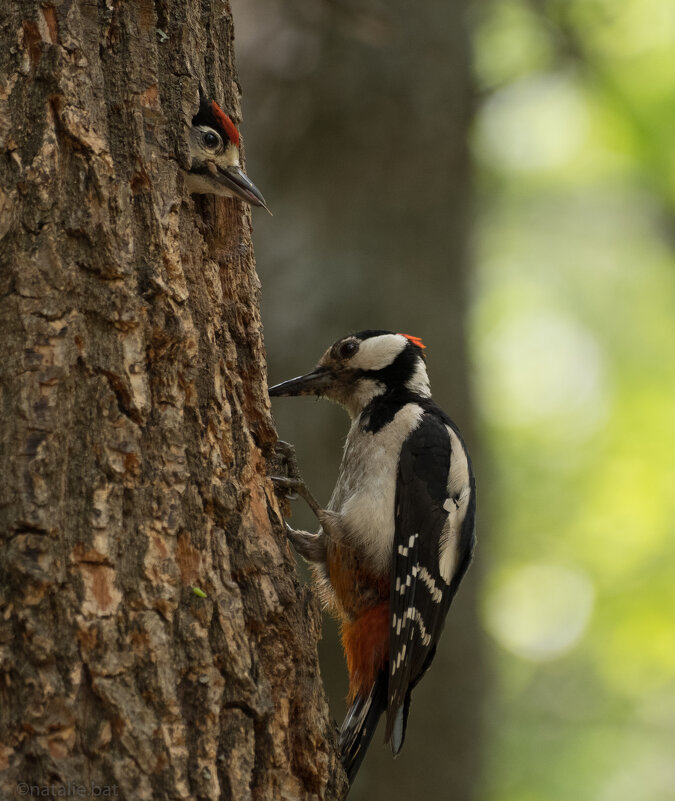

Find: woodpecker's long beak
[269,368,334,398]
[216,165,271,214]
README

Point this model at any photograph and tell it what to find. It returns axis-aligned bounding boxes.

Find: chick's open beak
[268,368,334,398]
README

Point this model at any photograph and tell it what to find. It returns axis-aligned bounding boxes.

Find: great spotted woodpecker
[270,330,476,784]
[185,93,270,212]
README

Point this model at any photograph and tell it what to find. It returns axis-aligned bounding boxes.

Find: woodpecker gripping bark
[269,331,476,785]
[184,89,270,212]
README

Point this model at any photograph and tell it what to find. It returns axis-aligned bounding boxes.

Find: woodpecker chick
[269,331,476,785]
[185,94,270,212]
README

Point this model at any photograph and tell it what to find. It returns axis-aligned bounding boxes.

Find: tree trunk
[0,2,346,800]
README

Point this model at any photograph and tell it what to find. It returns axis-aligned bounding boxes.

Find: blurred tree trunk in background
[235,1,484,799]
[0,2,346,800]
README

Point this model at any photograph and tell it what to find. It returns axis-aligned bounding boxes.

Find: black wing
[385,407,475,751]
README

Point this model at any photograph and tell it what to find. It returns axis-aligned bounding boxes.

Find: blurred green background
[232,1,675,798]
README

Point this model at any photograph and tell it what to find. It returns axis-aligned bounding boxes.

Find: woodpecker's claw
[270,440,301,479]
[271,476,298,501]
[285,523,327,563]
[269,440,320,509]
[271,476,323,518]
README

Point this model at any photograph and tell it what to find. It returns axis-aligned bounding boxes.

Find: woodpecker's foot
[271,475,323,518]
[285,522,328,563]
[269,440,302,479]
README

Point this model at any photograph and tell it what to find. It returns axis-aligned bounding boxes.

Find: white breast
[328,404,424,574]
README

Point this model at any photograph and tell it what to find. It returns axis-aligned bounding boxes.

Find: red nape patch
[341,603,390,702]
[210,101,240,146]
[398,333,426,350]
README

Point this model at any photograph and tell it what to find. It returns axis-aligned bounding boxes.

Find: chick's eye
[339,340,358,359]
[202,130,220,149]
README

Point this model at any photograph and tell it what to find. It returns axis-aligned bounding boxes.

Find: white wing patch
[438,425,471,585]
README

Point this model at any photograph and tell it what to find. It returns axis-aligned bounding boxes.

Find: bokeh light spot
[479,310,608,433]
[484,563,595,661]
[475,73,588,172]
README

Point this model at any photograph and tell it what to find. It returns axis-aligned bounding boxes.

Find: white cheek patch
[222,142,239,167]
[193,127,240,167]
[350,334,407,371]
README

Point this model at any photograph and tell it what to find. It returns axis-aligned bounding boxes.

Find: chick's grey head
[269,331,430,419]
[185,94,269,212]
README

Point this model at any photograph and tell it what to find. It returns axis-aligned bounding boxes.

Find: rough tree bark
[0,2,346,800]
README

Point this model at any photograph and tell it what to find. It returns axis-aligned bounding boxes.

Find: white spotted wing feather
[385,408,475,751]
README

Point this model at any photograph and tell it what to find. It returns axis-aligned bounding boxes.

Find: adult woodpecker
[185,93,270,212]
[269,330,476,784]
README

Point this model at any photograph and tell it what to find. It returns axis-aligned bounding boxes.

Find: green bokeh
[472,1,675,799]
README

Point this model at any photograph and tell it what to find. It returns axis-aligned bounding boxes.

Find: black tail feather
[389,688,412,756]
[339,670,388,785]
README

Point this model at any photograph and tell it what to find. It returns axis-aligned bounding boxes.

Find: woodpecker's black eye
[338,340,359,360]
[202,130,220,149]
